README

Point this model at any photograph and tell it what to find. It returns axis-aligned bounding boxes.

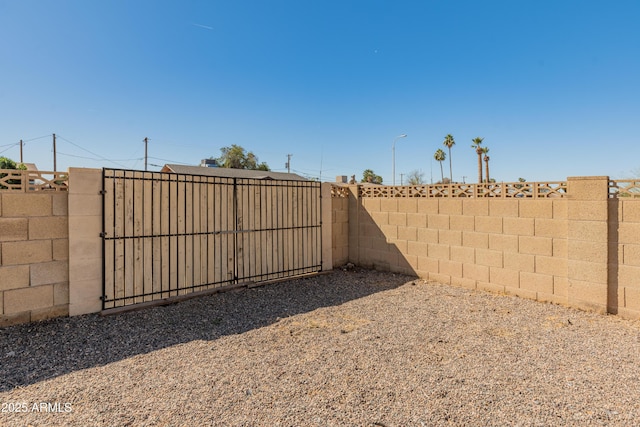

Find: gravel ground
[2,268,640,426]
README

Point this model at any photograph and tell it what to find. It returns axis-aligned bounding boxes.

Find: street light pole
[392,134,407,186]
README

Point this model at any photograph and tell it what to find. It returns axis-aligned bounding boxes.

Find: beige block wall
[1,192,69,327]
[321,183,334,272]
[331,188,350,267]
[341,176,640,319]
[566,177,609,314]
[353,194,570,306]
[613,198,640,318]
[68,168,103,316]
[1,167,104,326]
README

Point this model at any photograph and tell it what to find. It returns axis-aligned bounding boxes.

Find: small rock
[6,351,15,357]
[342,263,355,271]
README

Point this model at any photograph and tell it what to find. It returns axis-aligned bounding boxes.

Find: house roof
[161,164,308,181]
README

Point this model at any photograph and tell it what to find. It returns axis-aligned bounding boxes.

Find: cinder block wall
[0,192,69,327]
[353,195,569,305]
[613,198,640,318]
[337,177,640,319]
[67,168,103,316]
[331,191,350,266]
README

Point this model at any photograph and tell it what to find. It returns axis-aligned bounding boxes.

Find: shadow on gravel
[0,268,412,392]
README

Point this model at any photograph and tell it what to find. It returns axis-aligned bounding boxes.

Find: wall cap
[567,176,610,181]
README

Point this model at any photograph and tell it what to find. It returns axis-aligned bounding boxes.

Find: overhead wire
[0,142,20,148]
[57,151,143,162]
[23,134,52,143]
[56,134,128,168]
[0,143,20,155]
[147,156,192,165]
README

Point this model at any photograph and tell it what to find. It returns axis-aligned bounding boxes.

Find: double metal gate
[101,169,322,310]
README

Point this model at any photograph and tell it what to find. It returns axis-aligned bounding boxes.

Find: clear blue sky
[1,0,639,183]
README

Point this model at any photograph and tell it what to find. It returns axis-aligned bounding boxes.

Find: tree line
[359,135,493,185]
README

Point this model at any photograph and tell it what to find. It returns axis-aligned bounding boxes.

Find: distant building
[161,164,308,181]
[200,159,218,168]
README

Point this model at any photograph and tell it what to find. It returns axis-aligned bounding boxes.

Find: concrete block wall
[336,176,640,319]
[612,198,640,318]
[353,195,569,306]
[331,190,350,266]
[67,168,103,316]
[0,191,70,327]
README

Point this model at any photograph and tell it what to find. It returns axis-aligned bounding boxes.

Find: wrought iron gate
[102,169,322,310]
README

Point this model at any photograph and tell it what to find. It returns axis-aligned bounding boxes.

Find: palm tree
[482,147,490,183]
[442,134,455,183]
[434,149,446,183]
[471,137,484,183]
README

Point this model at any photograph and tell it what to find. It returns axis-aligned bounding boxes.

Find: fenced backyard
[3,168,640,425]
[1,168,640,328]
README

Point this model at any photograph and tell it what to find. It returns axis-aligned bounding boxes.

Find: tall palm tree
[482,147,490,183]
[471,137,484,183]
[434,149,446,183]
[442,134,455,183]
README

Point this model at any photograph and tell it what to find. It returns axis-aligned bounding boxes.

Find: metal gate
[101,169,322,310]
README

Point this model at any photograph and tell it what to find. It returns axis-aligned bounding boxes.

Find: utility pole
[144,137,148,171]
[400,173,404,186]
[53,133,57,171]
[286,154,292,173]
[19,140,23,163]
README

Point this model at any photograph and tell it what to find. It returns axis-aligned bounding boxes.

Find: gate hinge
[99,190,107,195]
[99,232,106,238]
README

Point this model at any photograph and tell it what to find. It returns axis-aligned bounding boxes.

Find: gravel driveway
[2,268,640,426]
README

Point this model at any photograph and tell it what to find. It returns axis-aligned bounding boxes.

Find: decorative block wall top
[0,170,68,192]
[609,180,640,198]
[330,185,350,198]
[355,181,568,198]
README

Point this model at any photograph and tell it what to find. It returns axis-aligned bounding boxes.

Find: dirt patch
[2,268,640,426]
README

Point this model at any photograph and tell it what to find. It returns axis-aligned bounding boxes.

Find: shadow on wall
[0,269,411,392]
[608,199,620,314]
[350,200,418,277]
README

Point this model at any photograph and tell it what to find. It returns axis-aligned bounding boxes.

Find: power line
[0,142,20,148]
[147,156,192,165]
[0,144,19,155]
[0,147,17,154]
[23,134,52,143]
[56,134,127,168]
[291,168,322,180]
[57,151,143,162]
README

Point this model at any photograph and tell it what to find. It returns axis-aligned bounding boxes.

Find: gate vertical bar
[233,178,238,284]
[101,168,106,310]
[319,182,323,270]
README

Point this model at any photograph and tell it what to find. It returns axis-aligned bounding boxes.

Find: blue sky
[1,0,639,183]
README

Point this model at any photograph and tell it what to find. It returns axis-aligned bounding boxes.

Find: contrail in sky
[191,23,214,30]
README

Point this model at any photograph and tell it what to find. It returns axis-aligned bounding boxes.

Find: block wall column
[347,184,360,265]
[68,167,103,315]
[320,183,333,271]
[567,176,610,313]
